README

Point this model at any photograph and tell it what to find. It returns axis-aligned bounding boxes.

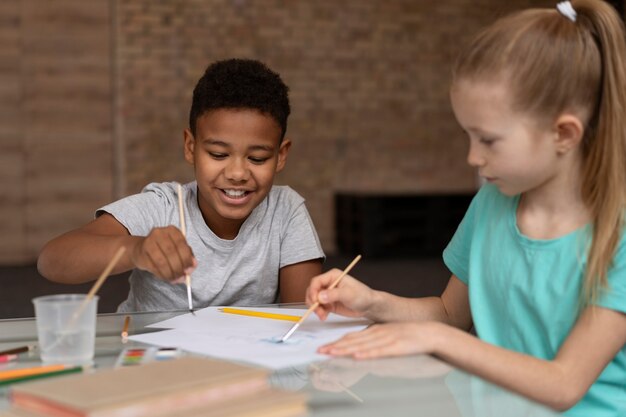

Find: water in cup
[32,294,99,365]
[38,328,95,363]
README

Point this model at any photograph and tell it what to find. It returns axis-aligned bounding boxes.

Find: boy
[38,59,325,312]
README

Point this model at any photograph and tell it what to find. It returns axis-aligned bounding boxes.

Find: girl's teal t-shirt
[443,184,626,416]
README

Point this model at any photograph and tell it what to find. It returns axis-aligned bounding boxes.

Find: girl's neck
[517,156,589,240]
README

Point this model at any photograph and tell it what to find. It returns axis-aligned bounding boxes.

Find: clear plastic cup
[32,294,99,365]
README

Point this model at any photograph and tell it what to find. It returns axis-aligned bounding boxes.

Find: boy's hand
[306,269,376,321]
[130,226,197,283]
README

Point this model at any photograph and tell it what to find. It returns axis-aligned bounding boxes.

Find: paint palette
[115,347,182,367]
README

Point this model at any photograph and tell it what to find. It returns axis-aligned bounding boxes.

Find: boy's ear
[275,139,292,172]
[183,128,195,165]
[553,113,584,155]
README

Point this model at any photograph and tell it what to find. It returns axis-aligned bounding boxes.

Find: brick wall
[0,0,112,263]
[115,0,554,252]
[1,0,559,263]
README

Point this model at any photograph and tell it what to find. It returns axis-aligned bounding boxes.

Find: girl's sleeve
[442,187,485,285]
[598,230,626,314]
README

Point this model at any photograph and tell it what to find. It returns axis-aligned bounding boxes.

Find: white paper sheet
[129,307,370,369]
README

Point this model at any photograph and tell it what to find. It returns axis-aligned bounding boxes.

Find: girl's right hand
[306,269,377,321]
[130,226,197,283]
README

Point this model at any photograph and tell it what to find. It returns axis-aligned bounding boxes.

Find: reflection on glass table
[0,308,560,417]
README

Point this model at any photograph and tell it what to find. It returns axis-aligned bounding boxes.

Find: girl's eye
[480,138,495,145]
[209,152,227,160]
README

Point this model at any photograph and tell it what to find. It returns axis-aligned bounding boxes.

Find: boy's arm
[38,214,138,284]
[278,258,323,303]
[38,213,196,284]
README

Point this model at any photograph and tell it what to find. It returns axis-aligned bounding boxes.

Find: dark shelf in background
[335,193,475,258]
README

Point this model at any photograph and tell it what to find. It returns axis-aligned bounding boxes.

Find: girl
[306,1,626,415]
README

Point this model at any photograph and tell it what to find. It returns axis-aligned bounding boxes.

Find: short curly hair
[189,59,290,142]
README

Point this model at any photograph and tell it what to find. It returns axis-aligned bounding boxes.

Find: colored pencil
[0,345,34,356]
[0,354,17,363]
[0,364,72,381]
[219,308,302,322]
[177,183,194,314]
[0,366,83,387]
[121,315,131,341]
[279,255,362,343]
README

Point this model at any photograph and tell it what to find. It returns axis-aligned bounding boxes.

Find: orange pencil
[0,364,70,381]
[121,315,131,341]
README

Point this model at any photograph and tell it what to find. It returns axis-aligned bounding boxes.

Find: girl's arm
[436,306,626,410]
[308,271,473,330]
[321,305,626,411]
[278,259,323,303]
[368,275,472,329]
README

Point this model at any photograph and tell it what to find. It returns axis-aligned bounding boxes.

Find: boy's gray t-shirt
[97,181,325,312]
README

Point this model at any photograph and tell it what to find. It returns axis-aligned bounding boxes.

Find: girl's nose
[466,142,486,168]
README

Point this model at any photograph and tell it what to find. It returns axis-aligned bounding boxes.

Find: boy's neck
[203,216,245,240]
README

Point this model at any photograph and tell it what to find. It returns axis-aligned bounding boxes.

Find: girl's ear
[183,129,195,165]
[554,114,584,155]
[275,138,292,172]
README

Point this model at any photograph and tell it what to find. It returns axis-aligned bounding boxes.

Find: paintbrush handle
[300,254,361,321]
[178,183,194,312]
[86,247,126,300]
[280,254,361,342]
[300,255,361,316]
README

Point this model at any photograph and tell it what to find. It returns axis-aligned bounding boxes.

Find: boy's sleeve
[598,229,626,314]
[96,182,175,236]
[442,187,484,285]
[279,202,325,269]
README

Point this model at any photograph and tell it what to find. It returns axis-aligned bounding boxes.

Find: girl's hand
[317,322,443,359]
[130,226,197,283]
[306,269,377,321]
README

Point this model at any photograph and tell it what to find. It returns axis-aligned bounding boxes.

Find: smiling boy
[38,59,325,312]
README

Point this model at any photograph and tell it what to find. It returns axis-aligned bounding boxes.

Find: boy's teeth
[224,189,246,197]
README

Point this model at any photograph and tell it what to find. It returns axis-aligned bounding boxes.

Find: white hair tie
[556,1,577,22]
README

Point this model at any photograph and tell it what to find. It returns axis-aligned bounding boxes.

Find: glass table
[0,309,559,417]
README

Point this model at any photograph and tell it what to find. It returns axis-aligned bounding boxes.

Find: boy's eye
[209,152,227,160]
[479,137,495,145]
[249,156,270,164]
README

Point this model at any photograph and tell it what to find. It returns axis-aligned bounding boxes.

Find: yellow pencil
[0,364,72,381]
[219,308,302,322]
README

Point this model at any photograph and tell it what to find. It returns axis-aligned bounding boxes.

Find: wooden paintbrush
[279,254,362,343]
[177,183,195,315]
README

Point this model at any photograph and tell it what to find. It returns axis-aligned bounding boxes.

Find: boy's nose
[224,158,250,181]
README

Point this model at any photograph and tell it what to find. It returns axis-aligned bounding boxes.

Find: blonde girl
[306,1,626,415]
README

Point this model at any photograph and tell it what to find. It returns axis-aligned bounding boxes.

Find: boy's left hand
[317,322,443,359]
